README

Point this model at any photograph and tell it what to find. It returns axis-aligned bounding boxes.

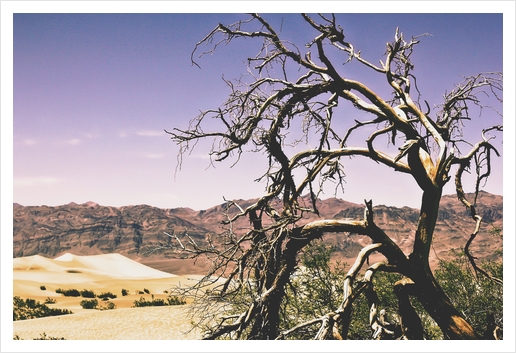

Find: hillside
[13,191,503,273]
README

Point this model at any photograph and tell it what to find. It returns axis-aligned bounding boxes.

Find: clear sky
[4,3,512,211]
[1,3,516,351]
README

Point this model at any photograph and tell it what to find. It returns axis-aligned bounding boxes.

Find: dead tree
[165,14,502,340]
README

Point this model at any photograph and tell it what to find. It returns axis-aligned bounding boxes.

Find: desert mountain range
[13,191,503,273]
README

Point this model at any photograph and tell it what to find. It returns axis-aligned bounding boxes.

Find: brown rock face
[13,191,503,273]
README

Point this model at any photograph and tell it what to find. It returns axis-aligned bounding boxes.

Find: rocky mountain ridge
[13,191,503,274]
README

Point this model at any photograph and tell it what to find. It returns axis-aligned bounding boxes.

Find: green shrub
[99,301,116,311]
[80,289,96,298]
[14,333,66,340]
[13,296,73,321]
[44,297,56,304]
[79,299,98,309]
[121,288,129,296]
[98,292,117,300]
[167,296,186,305]
[143,288,150,294]
[40,285,46,291]
[132,296,186,308]
[55,288,80,297]
[34,333,66,340]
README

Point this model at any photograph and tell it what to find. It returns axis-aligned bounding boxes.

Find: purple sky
[1,3,516,351]
[6,9,509,211]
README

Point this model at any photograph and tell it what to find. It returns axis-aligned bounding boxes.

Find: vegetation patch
[44,297,57,304]
[132,296,185,308]
[13,296,73,321]
[55,288,81,297]
[80,289,96,298]
[80,299,98,309]
[14,333,66,340]
[98,291,117,300]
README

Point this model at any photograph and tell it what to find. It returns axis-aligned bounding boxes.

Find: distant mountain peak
[12,191,503,274]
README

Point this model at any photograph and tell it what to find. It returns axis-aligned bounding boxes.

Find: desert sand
[12,253,206,340]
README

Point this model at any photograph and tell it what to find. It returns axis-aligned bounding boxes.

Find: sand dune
[12,253,209,340]
[15,252,178,280]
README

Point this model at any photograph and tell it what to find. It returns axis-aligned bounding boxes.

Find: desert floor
[12,253,207,340]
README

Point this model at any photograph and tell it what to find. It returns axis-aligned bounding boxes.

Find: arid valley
[11,192,503,341]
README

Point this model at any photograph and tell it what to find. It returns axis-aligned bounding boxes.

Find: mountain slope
[13,191,503,272]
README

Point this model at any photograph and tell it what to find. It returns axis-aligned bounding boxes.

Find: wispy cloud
[22,139,37,146]
[85,133,99,139]
[137,130,165,137]
[143,153,165,159]
[63,138,81,145]
[14,176,62,187]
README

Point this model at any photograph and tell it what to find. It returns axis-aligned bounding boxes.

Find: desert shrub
[279,242,441,340]
[167,296,186,305]
[98,292,117,300]
[80,289,96,298]
[34,332,66,340]
[39,285,46,291]
[434,251,503,337]
[13,296,73,321]
[121,288,129,296]
[44,297,56,304]
[80,299,98,309]
[14,333,66,340]
[143,288,150,294]
[98,301,116,311]
[132,296,186,308]
[132,297,156,307]
[137,290,145,295]
[55,288,80,297]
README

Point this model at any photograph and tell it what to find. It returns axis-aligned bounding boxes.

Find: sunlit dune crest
[14,253,177,281]
[54,253,177,279]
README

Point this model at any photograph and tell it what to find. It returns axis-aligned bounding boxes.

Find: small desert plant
[121,288,129,296]
[14,333,66,340]
[98,301,116,311]
[44,297,56,304]
[167,296,186,305]
[34,332,66,340]
[80,289,96,298]
[132,296,186,308]
[79,299,98,309]
[98,292,117,300]
[55,288,81,297]
[143,288,150,294]
[39,285,46,291]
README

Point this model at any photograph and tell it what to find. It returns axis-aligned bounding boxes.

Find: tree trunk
[409,188,479,339]
[415,272,479,339]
